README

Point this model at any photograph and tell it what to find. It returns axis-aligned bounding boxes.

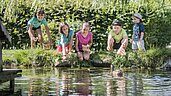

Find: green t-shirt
[28,17,48,28]
[58,29,74,46]
[109,28,127,43]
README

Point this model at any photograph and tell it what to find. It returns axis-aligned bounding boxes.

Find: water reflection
[127,72,144,96]
[72,70,91,95]
[106,70,126,96]
[0,90,21,96]
[59,70,91,95]
[1,67,171,96]
[60,70,70,95]
[28,78,50,96]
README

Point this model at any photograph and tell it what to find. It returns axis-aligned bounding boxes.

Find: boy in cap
[107,19,128,55]
[131,12,145,51]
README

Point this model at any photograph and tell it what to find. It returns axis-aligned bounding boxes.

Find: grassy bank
[2,49,56,67]
[2,48,171,68]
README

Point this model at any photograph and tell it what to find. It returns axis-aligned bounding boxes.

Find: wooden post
[10,79,14,93]
[0,40,2,72]
[0,20,11,72]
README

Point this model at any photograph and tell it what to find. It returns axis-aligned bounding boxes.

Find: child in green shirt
[27,9,52,49]
[107,19,128,55]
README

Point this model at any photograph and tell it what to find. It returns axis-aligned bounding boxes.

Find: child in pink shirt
[75,22,93,61]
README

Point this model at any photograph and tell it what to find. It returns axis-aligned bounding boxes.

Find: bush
[0,0,171,51]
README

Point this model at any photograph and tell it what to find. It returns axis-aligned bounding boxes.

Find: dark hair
[112,19,122,26]
[59,22,70,34]
[34,9,45,18]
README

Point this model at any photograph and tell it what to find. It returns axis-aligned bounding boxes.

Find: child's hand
[130,39,132,43]
[82,45,89,52]
[68,51,72,55]
[87,44,90,48]
[62,55,67,60]
[77,51,81,56]
[117,47,126,56]
[65,48,69,53]
[107,46,111,51]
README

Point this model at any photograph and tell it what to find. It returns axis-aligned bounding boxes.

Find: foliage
[112,48,171,69]
[90,48,171,69]
[13,50,31,66]
[112,55,127,68]
[2,49,56,67]
[2,48,171,68]
[0,0,171,50]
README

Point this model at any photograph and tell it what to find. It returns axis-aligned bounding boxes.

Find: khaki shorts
[132,40,145,51]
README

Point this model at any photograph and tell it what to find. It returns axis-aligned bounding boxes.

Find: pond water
[1,67,171,96]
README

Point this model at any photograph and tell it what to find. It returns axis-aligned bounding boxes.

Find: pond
[1,67,171,96]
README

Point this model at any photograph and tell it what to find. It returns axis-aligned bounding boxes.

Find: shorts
[132,40,145,50]
[27,24,41,30]
[113,40,122,49]
[32,26,41,30]
[56,44,70,53]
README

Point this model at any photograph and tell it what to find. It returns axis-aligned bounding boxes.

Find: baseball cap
[112,19,122,26]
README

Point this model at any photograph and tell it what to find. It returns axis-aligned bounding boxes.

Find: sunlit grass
[2,48,171,69]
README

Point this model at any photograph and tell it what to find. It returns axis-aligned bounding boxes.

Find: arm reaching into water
[117,39,127,56]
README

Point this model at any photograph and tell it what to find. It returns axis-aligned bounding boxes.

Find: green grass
[2,48,171,69]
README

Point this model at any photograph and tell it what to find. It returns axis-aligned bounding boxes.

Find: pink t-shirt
[76,31,93,52]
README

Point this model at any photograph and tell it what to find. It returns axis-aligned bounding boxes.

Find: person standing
[131,12,145,51]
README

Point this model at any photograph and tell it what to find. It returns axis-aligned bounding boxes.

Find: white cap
[133,12,142,20]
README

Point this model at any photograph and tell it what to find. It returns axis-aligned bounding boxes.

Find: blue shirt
[58,29,74,46]
[132,23,145,41]
[28,17,48,28]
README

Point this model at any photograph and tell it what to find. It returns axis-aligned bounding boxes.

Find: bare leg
[77,52,83,61]
[28,29,35,49]
[83,51,90,60]
[36,28,43,47]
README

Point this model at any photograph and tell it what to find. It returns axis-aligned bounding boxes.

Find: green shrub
[1,0,171,51]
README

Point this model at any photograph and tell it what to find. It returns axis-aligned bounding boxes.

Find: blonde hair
[82,22,90,28]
